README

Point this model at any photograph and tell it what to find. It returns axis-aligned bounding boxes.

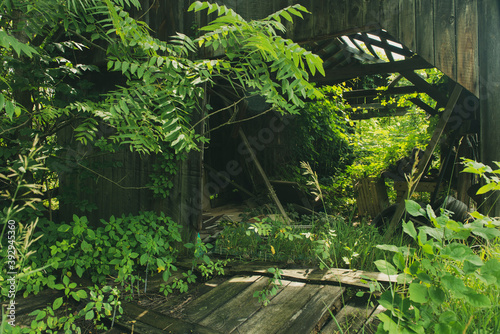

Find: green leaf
[76,265,85,278]
[53,297,64,310]
[5,100,14,120]
[57,224,71,232]
[462,289,491,307]
[481,259,500,287]
[374,260,398,275]
[402,221,417,240]
[376,244,400,253]
[405,200,424,217]
[76,289,88,299]
[81,240,92,253]
[140,253,149,265]
[36,310,47,321]
[85,310,94,320]
[440,242,474,262]
[428,286,445,305]
[409,282,428,303]
[476,182,497,195]
[280,10,293,22]
[87,229,96,240]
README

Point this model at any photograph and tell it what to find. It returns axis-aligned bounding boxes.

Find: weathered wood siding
[151,0,478,97]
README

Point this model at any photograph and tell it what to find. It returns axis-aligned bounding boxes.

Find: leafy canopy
[0,0,325,156]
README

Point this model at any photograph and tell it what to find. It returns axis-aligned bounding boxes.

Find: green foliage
[26,282,122,333]
[253,267,283,306]
[1,0,327,229]
[285,85,354,177]
[189,1,323,115]
[147,148,186,198]
[373,199,500,333]
[348,110,432,180]
[216,212,386,270]
[462,159,500,195]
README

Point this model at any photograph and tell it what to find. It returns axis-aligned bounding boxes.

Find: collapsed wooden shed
[58,0,500,234]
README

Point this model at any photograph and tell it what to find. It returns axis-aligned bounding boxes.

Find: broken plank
[198,276,281,333]
[320,301,377,334]
[121,302,220,334]
[115,313,168,334]
[276,285,345,334]
[233,281,319,334]
[182,275,262,323]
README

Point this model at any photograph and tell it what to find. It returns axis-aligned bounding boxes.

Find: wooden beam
[409,98,437,115]
[312,56,433,85]
[349,108,409,120]
[384,84,463,241]
[342,86,422,99]
[400,70,448,106]
[238,128,291,223]
[351,33,414,58]
[204,163,255,198]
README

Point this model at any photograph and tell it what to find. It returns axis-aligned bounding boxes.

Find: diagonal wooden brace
[383,83,463,241]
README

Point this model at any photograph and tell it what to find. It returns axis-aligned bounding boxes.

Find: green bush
[373,199,500,333]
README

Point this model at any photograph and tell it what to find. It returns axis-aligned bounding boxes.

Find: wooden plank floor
[115,273,381,334]
[6,266,385,333]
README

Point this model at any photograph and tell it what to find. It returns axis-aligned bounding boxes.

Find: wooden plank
[348,109,409,119]
[379,0,399,38]
[115,313,169,334]
[351,34,414,58]
[233,282,319,333]
[313,57,433,85]
[199,277,281,332]
[238,128,291,223]
[276,285,345,334]
[346,0,365,31]
[343,86,422,99]
[456,0,478,96]
[320,301,377,334]
[121,302,220,334]
[400,70,447,106]
[224,265,398,289]
[183,275,262,323]
[289,0,313,42]
[312,0,331,38]
[409,97,437,115]
[415,0,434,64]
[363,0,381,29]
[385,84,463,240]
[329,0,347,39]
[360,33,381,59]
[433,0,456,81]
[1,289,63,317]
[478,0,500,217]
[398,0,416,51]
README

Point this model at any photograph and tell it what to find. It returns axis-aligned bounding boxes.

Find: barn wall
[154,0,478,96]
[478,0,500,216]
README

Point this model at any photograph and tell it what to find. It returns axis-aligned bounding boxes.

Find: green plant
[373,199,500,333]
[253,267,283,306]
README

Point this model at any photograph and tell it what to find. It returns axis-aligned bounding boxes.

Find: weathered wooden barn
[59,0,500,233]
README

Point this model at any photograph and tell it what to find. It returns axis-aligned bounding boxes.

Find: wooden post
[384,84,463,240]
